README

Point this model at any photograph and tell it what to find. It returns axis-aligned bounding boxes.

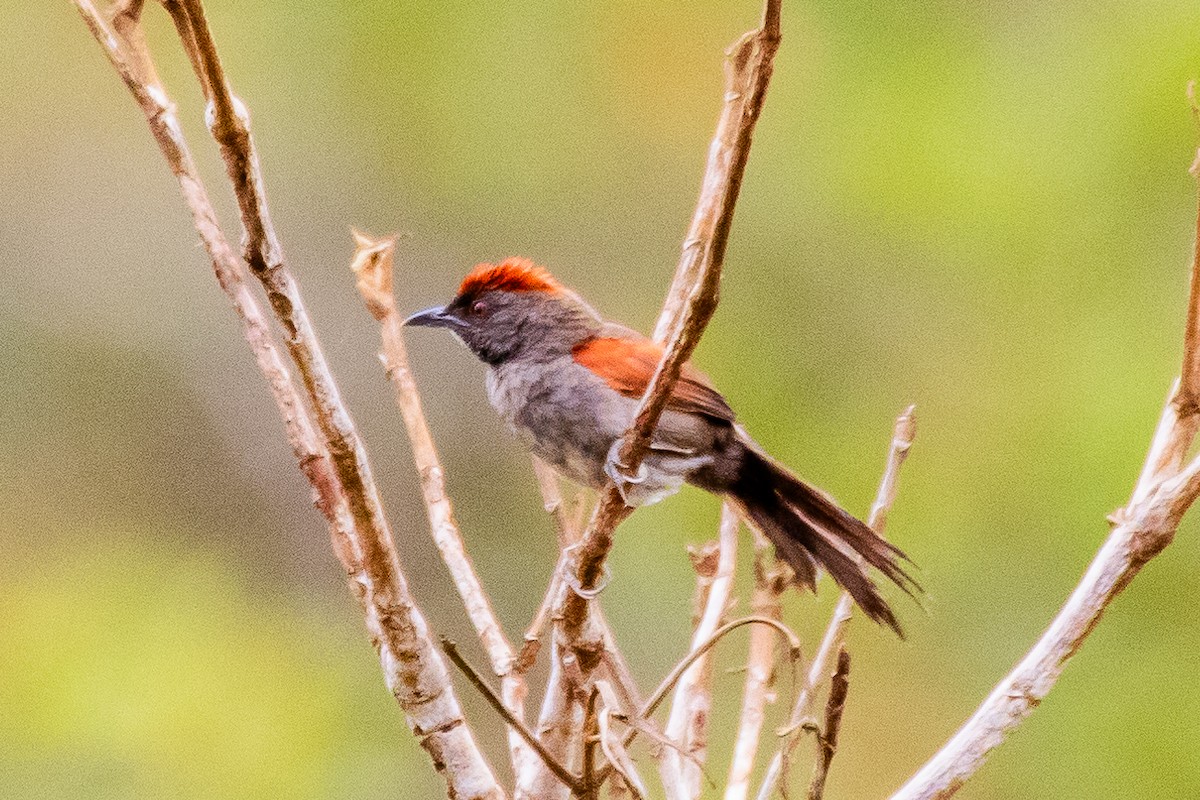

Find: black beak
[403,306,463,329]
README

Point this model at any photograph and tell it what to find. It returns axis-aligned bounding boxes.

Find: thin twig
[75,4,504,796]
[807,647,850,800]
[534,455,583,548]
[352,232,532,776]
[725,533,788,800]
[442,638,582,795]
[756,406,916,800]
[889,106,1200,800]
[518,458,581,674]
[663,504,740,799]
[598,701,649,800]
[556,0,783,724]
[595,615,801,790]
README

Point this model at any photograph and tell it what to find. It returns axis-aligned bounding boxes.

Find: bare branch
[351,232,532,775]
[76,4,504,796]
[442,638,582,796]
[583,688,603,798]
[725,533,787,800]
[889,121,1200,800]
[807,647,850,800]
[519,632,585,800]
[889,400,1200,799]
[520,464,653,796]
[1176,83,1200,414]
[663,504,740,799]
[533,456,583,548]
[595,615,801,791]
[653,0,782,342]
[598,702,649,800]
[517,458,582,674]
[757,406,916,800]
[557,0,783,712]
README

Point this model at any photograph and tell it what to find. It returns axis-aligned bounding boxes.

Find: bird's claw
[604,441,649,506]
[560,542,611,600]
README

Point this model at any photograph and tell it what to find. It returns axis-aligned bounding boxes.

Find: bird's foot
[604,441,650,506]
[560,542,611,600]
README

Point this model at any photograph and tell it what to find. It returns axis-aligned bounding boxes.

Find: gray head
[404,258,602,365]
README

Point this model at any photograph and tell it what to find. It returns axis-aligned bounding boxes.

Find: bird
[405,257,918,634]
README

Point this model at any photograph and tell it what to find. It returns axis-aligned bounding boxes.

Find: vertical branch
[663,504,740,800]
[519,457,583,673]
[756,406,916,800]
[652,0,783,343]
[724,533,788,800]
[807,647,851,800]
[1135,91,1200,495]
[1175,84,1200,414]
[351,233,532,776]
[521,462,655,796]
[557,0,783,716]
[519,633,586,800]
[75,3,504,797]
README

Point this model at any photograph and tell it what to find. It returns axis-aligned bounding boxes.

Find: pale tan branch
[652,0,782,342]
[518,458,581,674]
[890,132,1200,798]
[520,463,655,796]
[890,387,1200,800]
[519,631,585,800]
[663,504,740,800]
[557,0,783,713]
[77,3,503,796]
[724,532,787,800]
[1177,84,1200,414]
[73,0,343,557]
[757,406,916,800]
[352,232,532,776]
[1136,89,1200,492]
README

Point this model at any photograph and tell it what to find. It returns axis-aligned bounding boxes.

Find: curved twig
[595,614,801,791]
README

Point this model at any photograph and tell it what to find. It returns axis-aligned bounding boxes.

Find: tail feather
[726,442,918,636]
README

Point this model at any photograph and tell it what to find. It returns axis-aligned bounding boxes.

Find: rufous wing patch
[571,336,735,422]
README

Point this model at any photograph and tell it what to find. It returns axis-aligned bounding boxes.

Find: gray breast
[486,357,632,488]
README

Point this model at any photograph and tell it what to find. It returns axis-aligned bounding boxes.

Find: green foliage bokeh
[3,1,1200,798]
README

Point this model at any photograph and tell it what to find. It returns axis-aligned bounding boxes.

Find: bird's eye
[469,300,489,317]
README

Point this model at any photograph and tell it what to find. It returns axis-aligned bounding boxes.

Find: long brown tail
[724,442,918,636]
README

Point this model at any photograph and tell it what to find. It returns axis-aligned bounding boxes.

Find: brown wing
[571,336,735,423]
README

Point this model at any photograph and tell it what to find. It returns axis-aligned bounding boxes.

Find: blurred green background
[3,1,1200,797]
